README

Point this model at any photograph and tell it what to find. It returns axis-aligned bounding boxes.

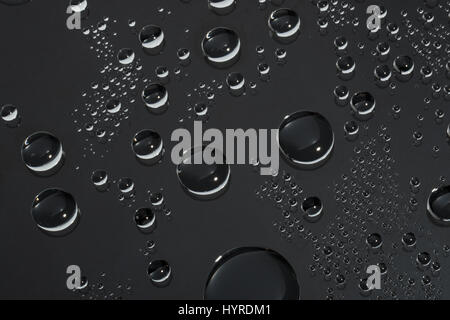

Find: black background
[0,0,449,299]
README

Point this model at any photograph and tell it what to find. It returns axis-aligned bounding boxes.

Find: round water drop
[334,36,348,51]
[278,111,334,168]
[177,48,191,66]
[139,25,164,54]
[366,233,383,249]
[31,189,80,236]
[393,55,414,80]
[208,0,236,15]
[374,64,392,84]
[268,8,300,43]
[142,84,168,113]
[204,247,299,300]
[134,208,156,231]
[105,99,121,114]
[336,56,355,77]
[69,0,87,12]
[150,193,164,206]
[118,177,134,194]
[148,260,171,287]
[194,103,208,117]
[91,169,109,191]
[132,129,163,165]
[176,146,230,200]
[1,104,20,127]
[226,72,245,96]
[350,92,375,120]
[301,196,323,222]
[21,132,64,175]
[427,186,450,225]
[344,120,359,140]
[201,27,240,68]
[117,48,135,65]
[402,232,416,249]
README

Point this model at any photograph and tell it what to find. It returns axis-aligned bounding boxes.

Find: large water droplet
[350,92,376,120]
[268,8,300,43]
[204,247,299,300]
[208,0,236,15]
[139,25,164,54]
[117,48,135,65]
[21,132,64,175]
[142,84,168,113]
[278,111,334,168]
[176,146,230,200]
[31,189,80,235]
[132,129,163,164]
[427,186,450,225]
[148,260,171,287]
[201,27,240,68]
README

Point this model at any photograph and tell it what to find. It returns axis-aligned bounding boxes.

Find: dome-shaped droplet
[301,196,323,222]
[31,189,79,235]
[278,111,334,168]
[268,8,300,43]
[427,186,450,225]
[366,233,383,249]
[205,247,299,300]
[142,84,168,112]
[134,208,156,230]
[201,27,240,67]
[105,99,121,114]
[148,260,171,287]
[69,0,87,12]
[176,146,230,200]
[118,177,134,193]
[117,48,135,65]
[208,0,236,15]
[336,56,355,75]
[21,132,64,175]
[350,92,376,120]
[132,129,163,163]
[1,104,20,127]
[91,170,109,191]
[139,25,164,53]
[393,55,414,76]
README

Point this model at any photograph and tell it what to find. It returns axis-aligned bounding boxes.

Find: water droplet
[142,84,168,113]
[148,260,171,287]
[134,208,156,230]
[201,27,240,68]
[1,104,20,127]
[21,132,64,175]
[427,186,450,225]
[117,48,135,65]
[176,146,230,200]
[132,129,163,164]
[208,0,236,15]
[278,111,334,168]
[105,99,121,114]
[31,189,80,235]
[91,170,109,191]
[139,25,164,54]
[350,92,376,120]
[268,8,300,43]
[204,247,299,300]
[301,196,323,222]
